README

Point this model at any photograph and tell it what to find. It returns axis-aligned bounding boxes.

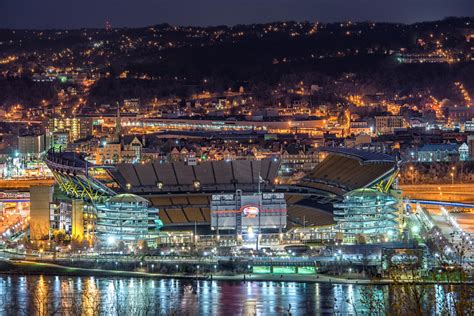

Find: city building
[48,117,93,142]
[375,116,404,134]
[49,201,72,234]
[344,133,372,148]
[280,149,319,175]
[95,141,121,164]
[396,52,458,64]
[122,136,144,163]
[468,135,474,160]
[123,99,140,113]
[416,143,463,162]
[448,106,474,123]
[51,132,69,151]
[18,134,48,156]
[48,199,87,239]
[333,188,400,243]
[459,143,469,161]
[95,194,163,246]
[464,119,474,132]
[349,121,372,135]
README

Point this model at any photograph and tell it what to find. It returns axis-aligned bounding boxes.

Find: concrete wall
[30,185,54,241]
[71,199,84,240]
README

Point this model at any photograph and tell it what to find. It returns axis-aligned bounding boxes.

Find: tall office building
[48,117,93,142]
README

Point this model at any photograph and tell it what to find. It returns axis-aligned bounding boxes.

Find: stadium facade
[95,193,162,246]
[333,188,399,243]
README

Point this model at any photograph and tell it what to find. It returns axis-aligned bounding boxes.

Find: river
[0,275,461,315]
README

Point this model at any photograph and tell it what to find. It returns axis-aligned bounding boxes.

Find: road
[0,178,55,189]
[401,183,474,203]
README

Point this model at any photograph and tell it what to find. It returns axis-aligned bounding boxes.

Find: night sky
[1,0,473,29]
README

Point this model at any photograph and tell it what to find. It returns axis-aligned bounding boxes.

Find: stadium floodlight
[247,226,255,239]
[107,235,116,246]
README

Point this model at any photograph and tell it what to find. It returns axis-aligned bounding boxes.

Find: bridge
[408,199,474,209]
[0,178,55,190]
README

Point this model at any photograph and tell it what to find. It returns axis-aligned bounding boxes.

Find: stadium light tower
[256,173,266,251]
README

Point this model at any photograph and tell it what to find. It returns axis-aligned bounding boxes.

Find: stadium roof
[45,150,89,170]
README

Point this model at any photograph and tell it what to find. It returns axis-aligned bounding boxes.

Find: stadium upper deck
[297,147,397,196]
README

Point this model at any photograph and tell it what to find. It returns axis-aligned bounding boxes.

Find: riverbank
[0,259,390,284]
[3,260,470,285]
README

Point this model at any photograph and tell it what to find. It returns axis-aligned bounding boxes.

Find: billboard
[241,205,259,218]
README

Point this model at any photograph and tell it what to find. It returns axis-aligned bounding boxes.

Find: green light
[273,266,296,274]
[298,267,316,274]
[252,266,271,274]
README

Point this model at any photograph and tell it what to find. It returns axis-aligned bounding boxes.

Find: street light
[450,172,454,185]
[409,166,415,184]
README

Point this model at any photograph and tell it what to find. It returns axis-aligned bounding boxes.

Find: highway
[0,178,55,190]
[401,183,474,203]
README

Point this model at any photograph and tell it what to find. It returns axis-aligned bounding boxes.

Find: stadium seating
[287,205,335,226]
[299,149,396,195]
[108,159,280,194]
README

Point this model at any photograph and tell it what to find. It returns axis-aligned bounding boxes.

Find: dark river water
[0,275,457,315]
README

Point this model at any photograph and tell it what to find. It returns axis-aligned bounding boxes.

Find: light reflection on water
[0,275,459,315]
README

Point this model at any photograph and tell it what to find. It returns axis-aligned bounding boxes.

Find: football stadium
[44,147,399,236]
